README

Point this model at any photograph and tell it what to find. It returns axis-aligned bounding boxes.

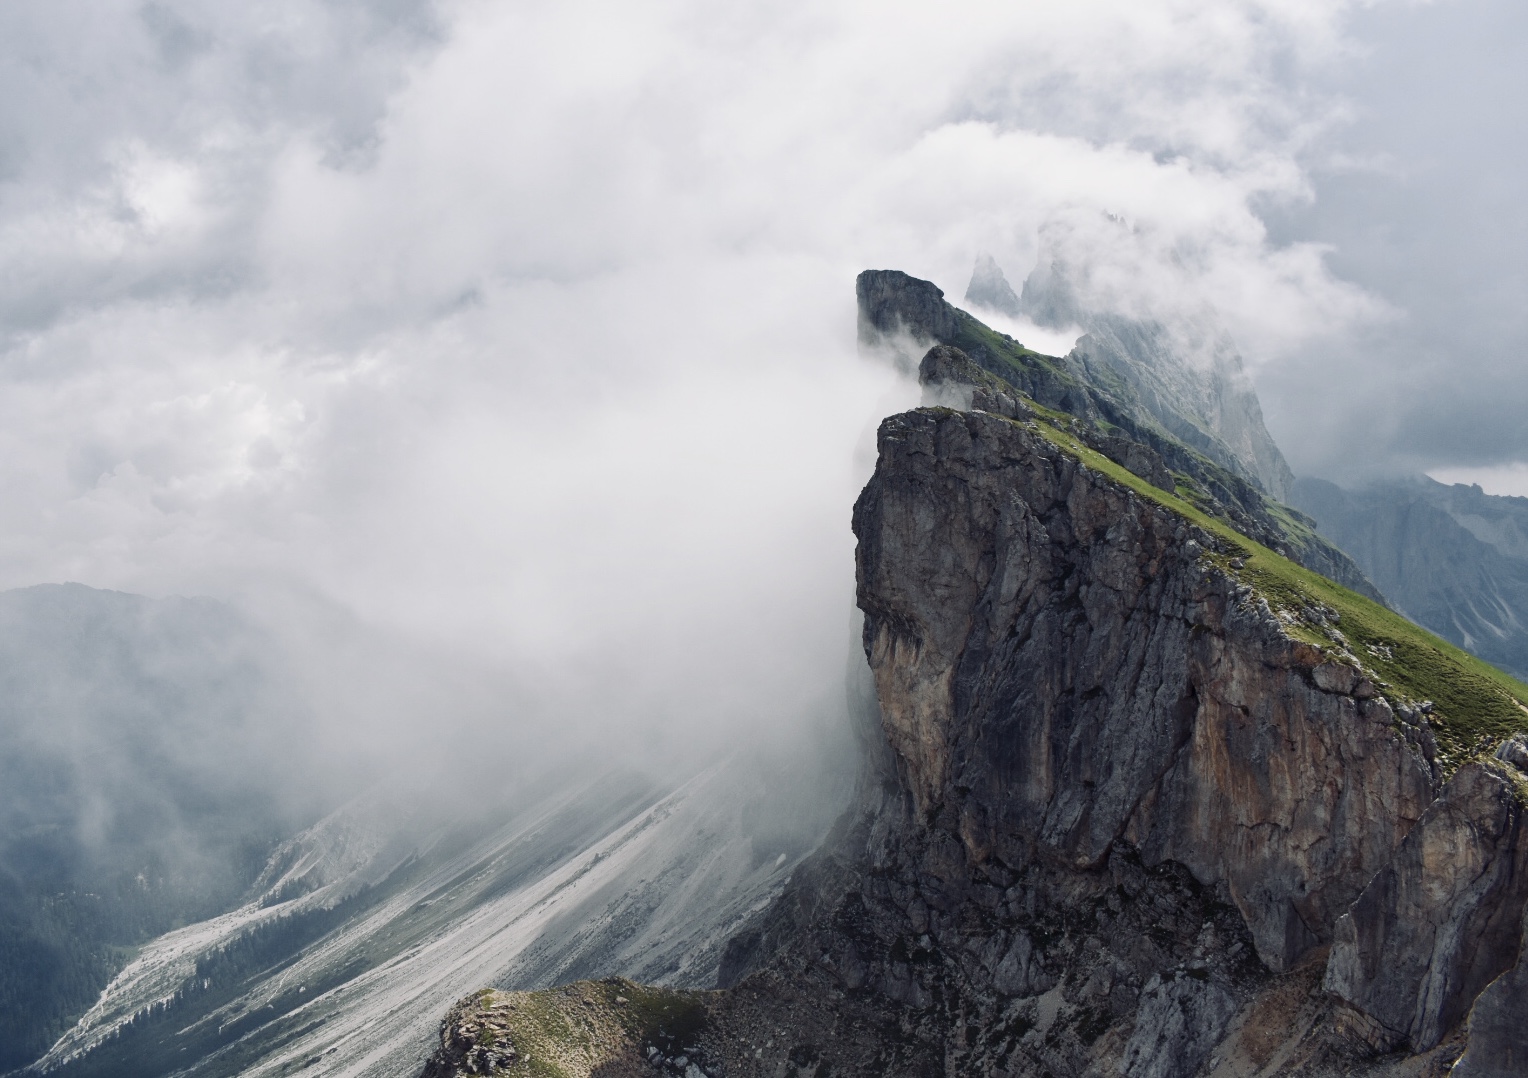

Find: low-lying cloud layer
[0,0,1516,760]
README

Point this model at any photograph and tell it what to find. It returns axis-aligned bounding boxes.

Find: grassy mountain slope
[1023,409,1528,770]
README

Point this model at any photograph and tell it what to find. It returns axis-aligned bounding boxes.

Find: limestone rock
[854,406,1433,971]
[964,253,1024,319]
[1119,971,1237,1078]
[1097,434,1175,492]
[917,344,1032,421]
[1324,762,1528,1051]
[1312,661,1361,694]
[856,269,959,363]
[1453,905,1528,1077]
[1494,735,1528,772]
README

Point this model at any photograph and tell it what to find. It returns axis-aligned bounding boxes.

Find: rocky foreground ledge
[424,358,1528,1078]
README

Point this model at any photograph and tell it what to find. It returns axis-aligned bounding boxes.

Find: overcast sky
[0,0,1524,742]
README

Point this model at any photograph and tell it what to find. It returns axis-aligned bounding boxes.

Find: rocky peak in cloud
[1013,219,1297,502]
[963,252,1023,319]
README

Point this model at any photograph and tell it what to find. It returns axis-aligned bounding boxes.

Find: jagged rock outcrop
[1454,902,1528,1077]
[857,269,1387,604]
[1013,234,1296,502]
[965,253,1024,318]
[853,406,1434,972]
[919,345,1175,493]
[918,344,1033,422]
[858,269,963,366]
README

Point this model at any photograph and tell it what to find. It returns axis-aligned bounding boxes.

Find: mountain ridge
[858,268,1385,604]
[417,275,1528,1077]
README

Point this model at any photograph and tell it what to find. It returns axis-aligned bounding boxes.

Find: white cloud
[0,0,1400,760]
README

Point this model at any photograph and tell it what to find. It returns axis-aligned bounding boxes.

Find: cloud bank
[0,0,1475,759]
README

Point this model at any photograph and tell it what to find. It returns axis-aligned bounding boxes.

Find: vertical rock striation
[421,292,1528,1078]
[692,371,1519,1075]
[1326,758,1528,1052]
[853,406,1434,973]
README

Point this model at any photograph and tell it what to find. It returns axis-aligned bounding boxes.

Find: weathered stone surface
[1097,434,1174,492]
[857,269,960,361]
[1453,905,1528,1077]
[1119,971,1237,1078]
[1495,734,1528,773]
[1312,661,1361,694]
[918,344,1033,421]
[1325,761,1528,1052]
[853,407,1434,972]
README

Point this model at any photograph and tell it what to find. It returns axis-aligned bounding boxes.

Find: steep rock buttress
[423,360,1528,1078]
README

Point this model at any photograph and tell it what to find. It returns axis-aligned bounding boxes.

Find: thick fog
[0,0,1521,786]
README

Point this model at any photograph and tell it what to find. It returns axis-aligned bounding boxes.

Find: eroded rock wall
[697,404,1491,1077]
[1326,760,1528,1052]
[854,407,1434,972]
[423,393,1528,1078]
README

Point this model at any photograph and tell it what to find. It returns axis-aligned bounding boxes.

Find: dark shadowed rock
[917,343,1032,421]
[855,408,1432,971]
[856,269,960,361]
[1453,904,1528,1077]
[1325,761,1528,1052]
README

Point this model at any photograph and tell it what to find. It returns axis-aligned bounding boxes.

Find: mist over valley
[3,2,1528,1077]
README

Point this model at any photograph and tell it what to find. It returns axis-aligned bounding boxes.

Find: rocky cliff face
[685,400,1528,1078]
[702,388,1528,1077]
[859,269,1385,605]
[423,299,1528,1078]
[1326,753,1528,1054]
[965,254,1024,318]
[853,407,1433,973]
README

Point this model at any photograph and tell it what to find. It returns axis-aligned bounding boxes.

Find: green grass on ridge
[1018,414,1528,774]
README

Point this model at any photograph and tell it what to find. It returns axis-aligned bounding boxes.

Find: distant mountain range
[1293,476,1528,680]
